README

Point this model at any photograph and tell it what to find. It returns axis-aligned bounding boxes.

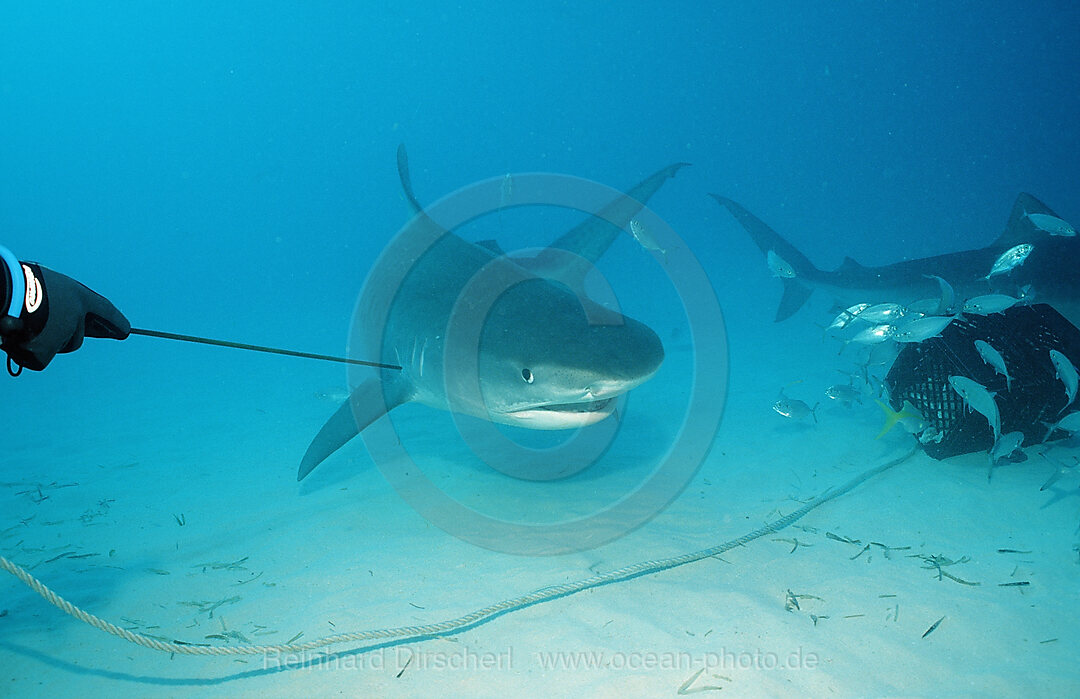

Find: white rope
[1,447,915,658]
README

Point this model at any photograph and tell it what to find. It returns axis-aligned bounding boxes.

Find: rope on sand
[0,448,915,658]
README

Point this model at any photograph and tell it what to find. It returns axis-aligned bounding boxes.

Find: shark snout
[613,318,665,385]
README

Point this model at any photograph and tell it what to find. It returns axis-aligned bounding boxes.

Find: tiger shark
[298,148,687,480]
[713,192,1080,324]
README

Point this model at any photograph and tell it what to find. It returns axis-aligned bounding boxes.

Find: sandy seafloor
[3,264,1080,699]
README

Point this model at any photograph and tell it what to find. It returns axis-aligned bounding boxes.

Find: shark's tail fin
[774,273,814,323]
[711,195,820,321]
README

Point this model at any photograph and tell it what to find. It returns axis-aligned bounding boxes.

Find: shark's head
[464,278,664,429]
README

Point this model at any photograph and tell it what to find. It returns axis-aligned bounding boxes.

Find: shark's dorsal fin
[394,144,458,250]
[396,143,425,218]
[475,239,507,256]
[994,192,1061,247]
[547,162,690,266]
[837,256,864,273]
[395,146,685,275]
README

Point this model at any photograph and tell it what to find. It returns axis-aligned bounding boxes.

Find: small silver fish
[892,315,956,343]
[875,399,927,438]
[985,243,1034,280]
[988,430,1025,481]
[630,218,668,261]
[773,395,818,423]
[962,294,1020,315]
[1025,212,1076,237]
[766,249,796,278]
[1042,412,1080,452]
[949,375,1000,443]
[1055,411,1080,433]
[849,323,895,345]
[907,298,944,316]
[1050,349,1079,411]
[826,303,871,333]
[855,303,907,323]
[1038,451,1077,491]
[974,340,1012,391]
[924,274,955,315]
[825,383,862,406]
[918,425,944,444]
[990,431,1024,462]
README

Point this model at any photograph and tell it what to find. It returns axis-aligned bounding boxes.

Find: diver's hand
[1,263,129,371]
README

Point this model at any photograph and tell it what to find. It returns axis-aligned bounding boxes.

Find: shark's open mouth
[528,397,614,414]
[503,397,617,427]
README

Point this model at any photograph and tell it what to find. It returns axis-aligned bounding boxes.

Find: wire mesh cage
[884,304,1080,459]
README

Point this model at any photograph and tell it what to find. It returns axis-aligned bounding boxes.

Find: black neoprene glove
[0,262,130,372]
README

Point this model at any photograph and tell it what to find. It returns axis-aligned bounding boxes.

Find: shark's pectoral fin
[297,377,409,481]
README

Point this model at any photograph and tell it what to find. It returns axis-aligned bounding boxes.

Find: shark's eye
[521,368,534,384]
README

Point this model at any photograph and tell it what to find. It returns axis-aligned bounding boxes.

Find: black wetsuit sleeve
[0,248,19,343]
[0,256,10,321]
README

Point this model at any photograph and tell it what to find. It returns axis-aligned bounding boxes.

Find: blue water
[3,3,1079,696]
[4,1,1076,401]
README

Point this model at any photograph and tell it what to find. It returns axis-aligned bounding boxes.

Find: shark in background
[713,192,1080,326]
[298,148,687,480]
